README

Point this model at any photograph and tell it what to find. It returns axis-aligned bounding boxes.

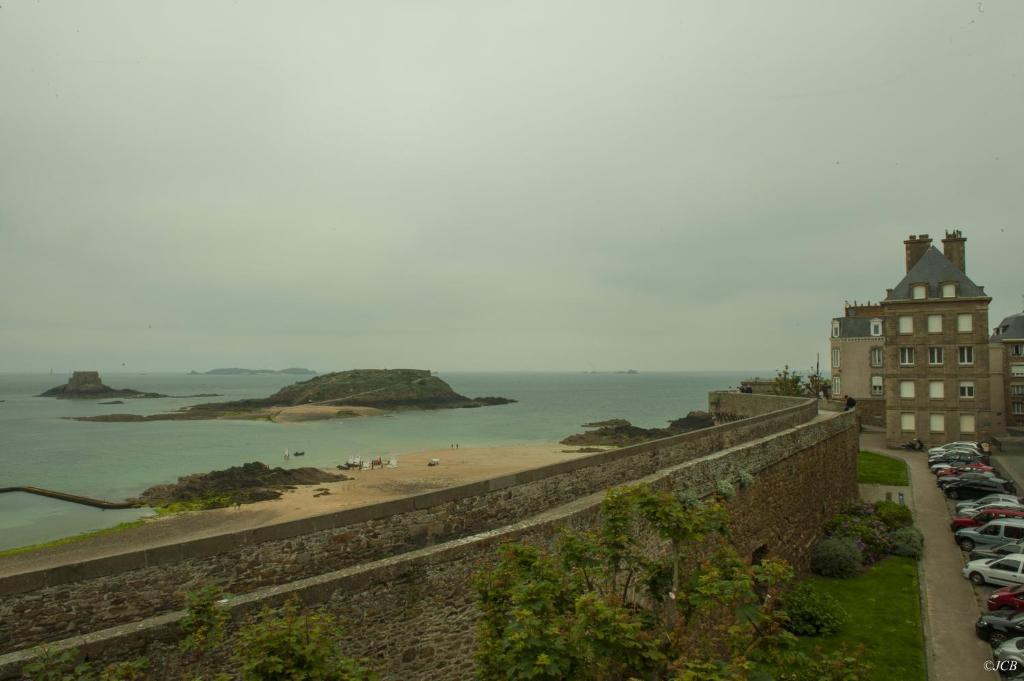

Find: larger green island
[72,369,516,423]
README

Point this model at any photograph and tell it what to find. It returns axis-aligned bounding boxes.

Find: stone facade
[0,397,858,681]
[990,312,1024,432]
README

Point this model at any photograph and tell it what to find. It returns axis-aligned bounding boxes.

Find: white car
[964,553,1024,586]
[929,441,982,455]
[958,495,1023,514]
[994,637,1024,670]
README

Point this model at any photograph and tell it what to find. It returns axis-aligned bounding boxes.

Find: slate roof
[992,312,1024,341]
[833,316,875,338]
[886,246,986,300]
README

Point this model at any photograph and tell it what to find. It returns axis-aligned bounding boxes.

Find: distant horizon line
[0,368,781,375]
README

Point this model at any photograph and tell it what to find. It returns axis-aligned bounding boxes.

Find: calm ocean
[0,371,756,550]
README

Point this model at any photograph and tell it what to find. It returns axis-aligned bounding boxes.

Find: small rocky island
[73,369,516,423]
[560,411,714,447]
[132,462,349,509]
[40,371,220,400]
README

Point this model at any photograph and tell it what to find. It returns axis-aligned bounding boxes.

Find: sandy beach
[0,442,596,576]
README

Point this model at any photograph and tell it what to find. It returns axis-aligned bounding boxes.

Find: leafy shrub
[23,649,149,681]
[874,500,913,530]
[716,478,736,499]
[737,468,755,489]
[781,583,847,636]
[824,513,893,564]
[889,526,924,560]
[234,599,377,681]
[180,586,231,653]
[811,537,863,578]
[772,645,870,681]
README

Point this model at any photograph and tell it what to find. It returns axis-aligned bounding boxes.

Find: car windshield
[1011,612,1024,623]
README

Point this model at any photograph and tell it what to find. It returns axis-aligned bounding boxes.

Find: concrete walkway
[861,432,997,681]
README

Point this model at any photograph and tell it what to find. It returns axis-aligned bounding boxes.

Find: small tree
[770,366,805,397]
[474,485,868,680]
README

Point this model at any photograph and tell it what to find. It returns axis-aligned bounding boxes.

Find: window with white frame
[929,381,944,399]
[900,380,916,399]
[958,313,973,333]
[832,348,840,368]
[1012,343,1024,357]
[959,346,974,365]
[898,316,913,334]
[960,413,976,433]
[930,413,945,432]
[927,315,942,333]
[871,375,883,396]
[1012,385,1024,396]
[832,321,840,338]
[870,347,883,367]
[899,347,915,365]
[1012,364,1024,378]
[942,283,957,298]
[928,347,944,365]
[1014,402,1024,416]
[912,284,927,299]
[870,319,882,336]
[832,377,841,395]
[900,412,915,431]
[959,381,975,398]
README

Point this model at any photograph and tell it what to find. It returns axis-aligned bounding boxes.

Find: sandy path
[0,443,596,576]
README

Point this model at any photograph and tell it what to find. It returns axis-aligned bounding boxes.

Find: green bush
[811,537,863,578]
[782,583,848,636]
[824,513,892,564]
[874,500,913,530]
[234,599,377,681]
[889,527,924,560]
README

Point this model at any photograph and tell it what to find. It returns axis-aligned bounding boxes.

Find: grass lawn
[797,557,925,681]
[858,451,909,486]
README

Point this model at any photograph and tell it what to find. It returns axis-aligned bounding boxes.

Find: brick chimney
[942,229,967,273]
[904,234,932,272]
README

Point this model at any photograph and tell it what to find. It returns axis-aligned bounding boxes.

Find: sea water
[0,371,757,549]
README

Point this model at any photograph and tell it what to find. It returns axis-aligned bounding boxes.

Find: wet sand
[0,443,597,577]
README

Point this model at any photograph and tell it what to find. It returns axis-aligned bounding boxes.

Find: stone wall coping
[0,393,815,595]
[0,407,852,680]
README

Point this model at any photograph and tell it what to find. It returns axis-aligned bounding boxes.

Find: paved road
[861,432,997,681]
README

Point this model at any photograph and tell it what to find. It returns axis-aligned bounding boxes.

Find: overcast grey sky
[1,1,1022,373]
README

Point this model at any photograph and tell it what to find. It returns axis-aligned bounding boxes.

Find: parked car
[973,541,1024,563]
[938,471,999,487]
[952,509,1024,531]
[958,495,1024,514]
[993,637,1024,673]
[956,519,1024,552]
[945,478,1014,500]
[964,554,1024,587]
[989,585,1024,612]
[930,440,982,455]
[930,453,988,470]
[977,609,1024,645]
[961,502,1024,518]
[934,463,994,477]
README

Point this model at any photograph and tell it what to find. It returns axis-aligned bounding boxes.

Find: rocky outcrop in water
[560,411,714,447]
[132,461,350,509]
[39,372,168,399]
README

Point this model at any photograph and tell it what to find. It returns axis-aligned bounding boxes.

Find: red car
[988,584,1024,611]
[935,464,995,477]
[950,508,1024,531]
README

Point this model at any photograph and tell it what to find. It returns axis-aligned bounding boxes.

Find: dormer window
[870,318,882,336]
[912,284,927,300]
[832,321,840,338]
[941,283,956,298]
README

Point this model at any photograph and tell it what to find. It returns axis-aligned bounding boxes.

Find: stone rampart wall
[0,393,815,654]
[0,407,858,681]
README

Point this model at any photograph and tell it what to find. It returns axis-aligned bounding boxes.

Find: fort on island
[0,391,858,680]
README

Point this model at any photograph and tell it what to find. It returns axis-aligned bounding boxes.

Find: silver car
[994,637,1024,671]
[958,495,1023,514]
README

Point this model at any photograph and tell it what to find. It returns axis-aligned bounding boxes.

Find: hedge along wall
[0,407,858,681]
[0,392,817,656]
